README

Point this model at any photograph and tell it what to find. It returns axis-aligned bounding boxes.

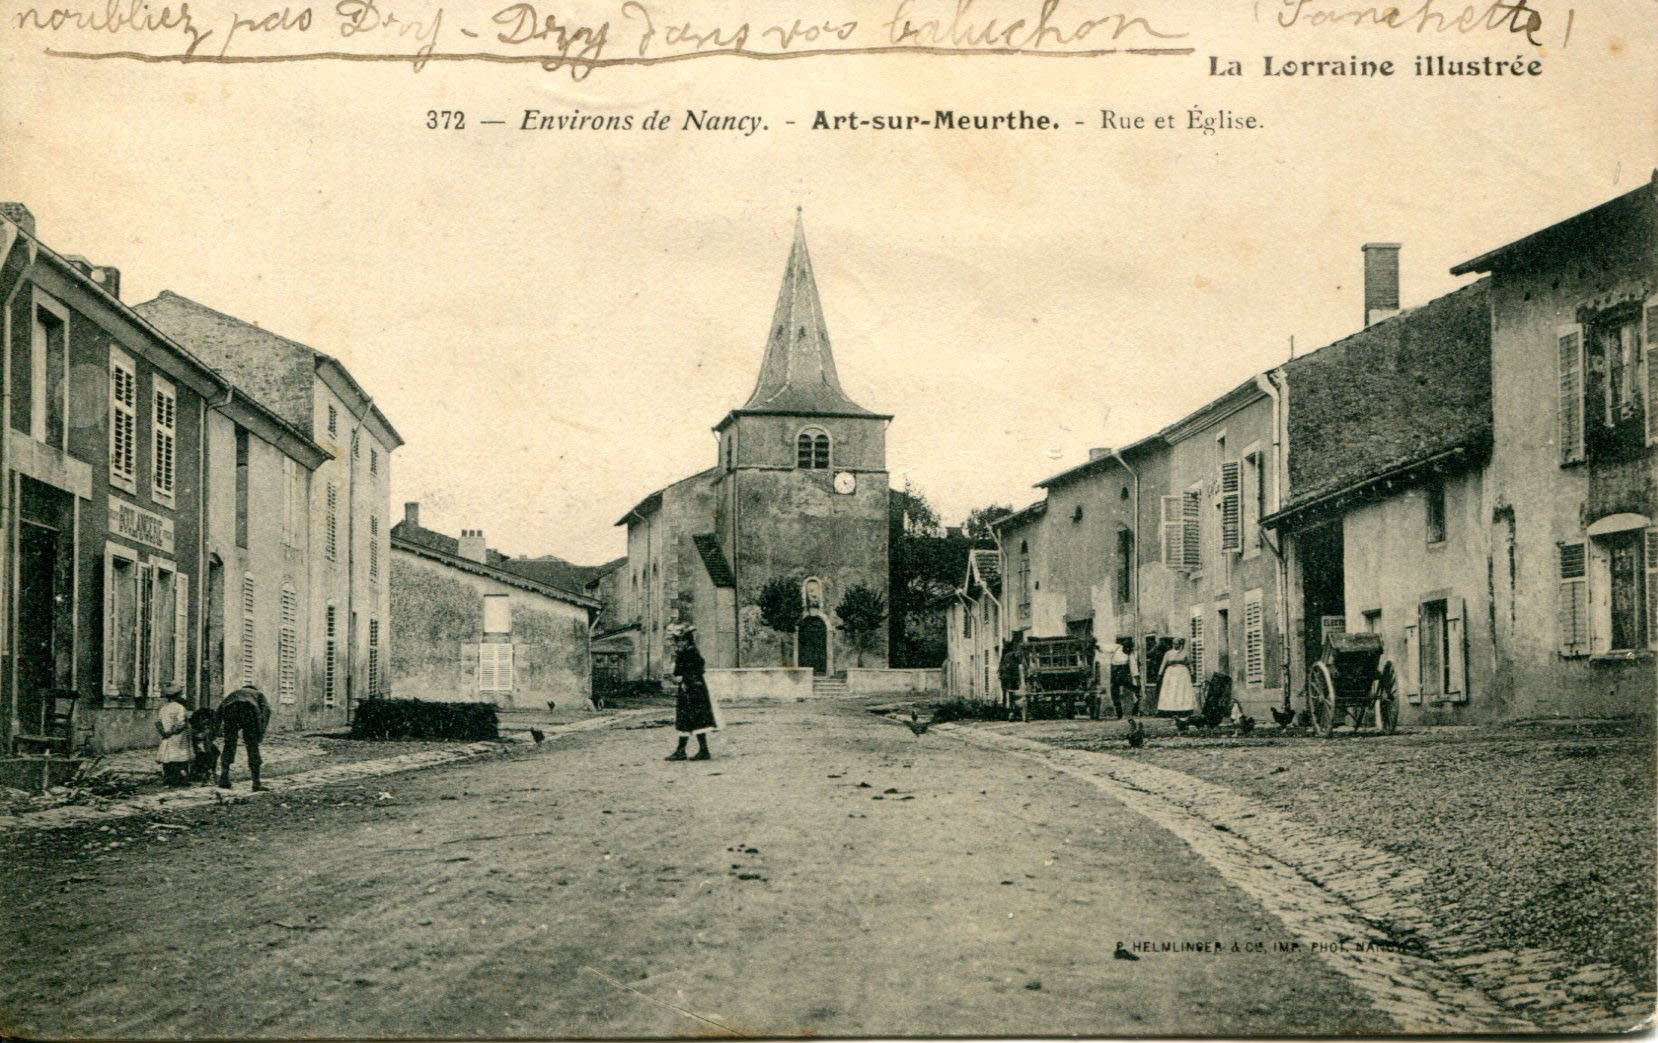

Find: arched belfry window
[796,428,831,470]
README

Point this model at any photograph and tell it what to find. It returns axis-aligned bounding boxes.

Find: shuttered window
[327,403,338,438]
[1188,609,1204,683]
[368,618,381,697]
[1557,541,1589,656]
[1183,487,1202,571]
[325,605,338,707]
[151,378,177,506]
[1402,623,1420,703]
[1243,589,1265,687]
[1419,600,1446,698]
[1558,324,1586,465]
[479,643,515,693]
[326,483,339,561]
[1645,296,1657,447]
[173,572,189,687]
[109,350,138,492]
[1445,596,1467,702]
[103,548,139,697]
[1219,461,1242,553]
[369,514,380,580]
[240,573,256,685]
[278,584,298,704]
[282,457,300,546]
[1160,496,1185,568]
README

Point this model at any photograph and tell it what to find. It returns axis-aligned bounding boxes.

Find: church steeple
[736,213,881,418]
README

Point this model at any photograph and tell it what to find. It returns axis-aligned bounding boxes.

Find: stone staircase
[811,674,849,697]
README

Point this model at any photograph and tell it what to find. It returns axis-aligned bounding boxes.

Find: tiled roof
[1280,278,1492,512]
[970,549,1001,586]
[692,533,735,588]
[389,530,598,608]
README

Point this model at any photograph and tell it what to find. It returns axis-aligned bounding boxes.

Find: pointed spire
[738,213,878,417]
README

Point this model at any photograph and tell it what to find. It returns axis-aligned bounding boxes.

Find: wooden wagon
[1301,632,1399,737]
[1016,637,1102,721]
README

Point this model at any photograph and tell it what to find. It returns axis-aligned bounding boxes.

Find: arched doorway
[798,615,829,675]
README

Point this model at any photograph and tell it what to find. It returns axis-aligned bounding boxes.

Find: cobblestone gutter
[944,725,1653,1034]
[0,713,644,836]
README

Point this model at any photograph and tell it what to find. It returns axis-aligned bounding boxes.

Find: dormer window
[796,428,830,469]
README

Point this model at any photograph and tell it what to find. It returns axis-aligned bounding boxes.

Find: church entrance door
[798,616,829,675]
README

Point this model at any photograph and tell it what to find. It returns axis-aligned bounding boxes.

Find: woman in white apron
[154,684,192,785]
[1156,638,1198,717]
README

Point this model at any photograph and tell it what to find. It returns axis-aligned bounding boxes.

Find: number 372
[426,110,465,129]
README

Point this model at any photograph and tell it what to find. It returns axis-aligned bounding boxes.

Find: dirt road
[1,702,1389,1038]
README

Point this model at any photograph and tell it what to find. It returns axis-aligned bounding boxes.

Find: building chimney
[0,202,35,237]
[458,528,487,563]
[404,501,420,528]
[1087,447,1112,462]
[89,265,120,300]
[1362,242,1401,327]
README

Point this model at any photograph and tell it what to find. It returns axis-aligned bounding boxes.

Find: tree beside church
[611,215,892,677]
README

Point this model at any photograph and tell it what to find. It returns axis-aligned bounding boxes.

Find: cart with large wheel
[1016,636,1101,721]
[1300,631,1399,737]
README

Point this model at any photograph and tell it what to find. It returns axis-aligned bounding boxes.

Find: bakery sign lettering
[110,497,174,553]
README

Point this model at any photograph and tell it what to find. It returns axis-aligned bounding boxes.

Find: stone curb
[938,724,1654,1035]
[0,711,650,835]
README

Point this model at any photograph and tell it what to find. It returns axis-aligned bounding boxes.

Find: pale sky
[3,0,1653,564]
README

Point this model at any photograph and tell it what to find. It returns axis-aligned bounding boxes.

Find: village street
[0,701,1406,1039]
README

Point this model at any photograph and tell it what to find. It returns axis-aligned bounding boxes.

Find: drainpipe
[1,229,37,702]
[1110,448,1140,681]
[199,385,232,706]
[1257,368,1293,711]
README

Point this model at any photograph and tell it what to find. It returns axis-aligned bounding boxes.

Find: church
[604,216,892,681]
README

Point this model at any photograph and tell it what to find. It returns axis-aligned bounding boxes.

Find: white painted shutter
[1445,595,1467,703]
[139,563,155,701]
[1557,541,1588,656]
[103,550,117,693]
[326,483,339,561]
[1402,622,1420,704]
[1160,496,1184,568]
[109,351,138,490]
[240,573,256,685]
[1644,296,1657,447]
[1243,589,1265,686]
[1558,324,1586,464]
[1183,488,1202,571]
[1219,461,1242,553]
[1188,609,1205,682]
[279,585,298,704]
[173,573,189,687]
[1646,528,1657,651]
[152,380,177,505]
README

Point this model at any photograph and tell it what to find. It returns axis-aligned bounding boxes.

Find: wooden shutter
[279,585,298,704]
[1644,296,1657,447]
[1558,324,1586,464]
[1188,610,1204,682]
[326,483,339,561]
[325,606,338,707]
[1557,541,1588,656]
[173,574,189,687]
[240,573,256,685]
[1160,496,1184,568]
[1445,595,1467,702]
[1219,461,1242,553]
[151,380,177,505]
[1243,589,1264,686]
[103,549,118,693]
[1402,622,1420,703]
[1646,528,1657,651]
[1183,488,1202,570]
[138,563,154,701]
[109,350,138,491]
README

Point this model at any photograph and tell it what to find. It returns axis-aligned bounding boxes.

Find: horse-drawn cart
[1301,632,1399,737]
[1016,636,1101,721]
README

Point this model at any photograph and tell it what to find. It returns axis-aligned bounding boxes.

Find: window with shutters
[325,483,339,561]
[1587,309,1648,459]
[1646,296,1657,447]
[1425,479,1447,545]
[240,573,256,686]
[1017,541,1031,622]
[1419,599,1447,699]
[1188,608,1205,683]
[1242,448,1264,558]
[278,584,298,704]
[109,349,138,492]
[150,565,177,695]
[235,427,250,549]
[370,447,379,476]
[1243,589,1265,687]
[795,428,830,470]
[369,514,380,580]
[1557,541,1589,656]
[152,377,177,506]
[27,296,69,449]
[103,546,139,698]
[1115,527,1134,605]
[1219,461,1242,553]
[368,618,381,697]
[1602,528,1649,653]
[479,642,514,693]
[324,604,338,708]
[1183,486,1202,572]
[327,403,337,438]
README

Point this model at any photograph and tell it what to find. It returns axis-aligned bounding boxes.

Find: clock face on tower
[833,471,857,495]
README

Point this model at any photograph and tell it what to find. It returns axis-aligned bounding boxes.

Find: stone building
[942,549,1003,702]
[133,292,402,724]
[1451,177,1655,717]
[612,216,892,680]
[390,504,598,706]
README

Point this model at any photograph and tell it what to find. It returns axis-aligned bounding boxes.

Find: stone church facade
[613,217,891,678]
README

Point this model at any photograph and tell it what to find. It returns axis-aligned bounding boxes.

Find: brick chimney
[404,501,421,528]
[458,528,487,563]
[1362,242,1401,327]
[0,202,35,237]
[62,254,122,300]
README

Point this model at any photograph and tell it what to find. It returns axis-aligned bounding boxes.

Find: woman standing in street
[666,624,719,761]
[1156,638,1198,719]
[154,684,192,786]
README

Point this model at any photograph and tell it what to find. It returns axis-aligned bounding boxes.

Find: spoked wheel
[1375,660,1399,734]
[1308,662,1337,738]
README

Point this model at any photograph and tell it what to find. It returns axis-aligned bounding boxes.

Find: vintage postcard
[0,0,1654,1037]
